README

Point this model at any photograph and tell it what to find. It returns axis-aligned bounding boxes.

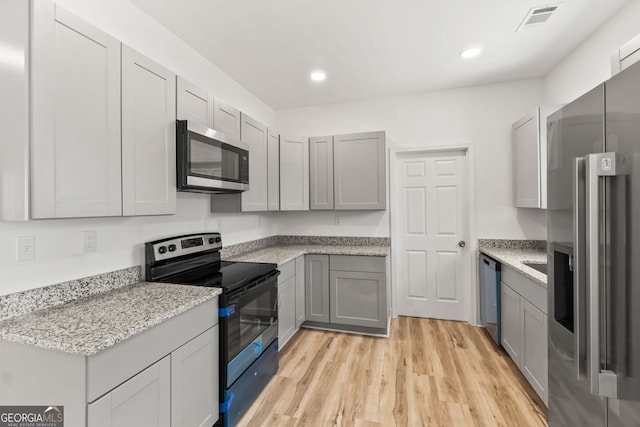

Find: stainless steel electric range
[145,233,279,427]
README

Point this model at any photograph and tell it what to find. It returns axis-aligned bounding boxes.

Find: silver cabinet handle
[573,157,586,380]
[458,241,466,248]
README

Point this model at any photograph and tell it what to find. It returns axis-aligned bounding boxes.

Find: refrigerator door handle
[585,152,629,398]
[573,158,586,380]
[585,153,601,396]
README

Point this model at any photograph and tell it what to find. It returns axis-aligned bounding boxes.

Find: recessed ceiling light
[460,46,484,59]
[310,70,326,81]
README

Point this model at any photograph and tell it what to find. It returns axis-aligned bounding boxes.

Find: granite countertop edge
[0,283,222,356]
[478,246,548,287]
[224,244,390,265]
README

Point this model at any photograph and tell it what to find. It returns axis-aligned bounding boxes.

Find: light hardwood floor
[238,317,547,427]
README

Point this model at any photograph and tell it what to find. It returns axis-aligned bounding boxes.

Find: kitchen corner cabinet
[31,1,123,218]
[309,131,386,211]
[304,255,388,333]
[278,256,306,349]
[280,135,310,211]
[214,99,241,138]
[176,76,214,128]
[512,105,562,209]
[121,46,176,216]
[267,129,280,211]
[240,113,269,211]
[500,266,548,404]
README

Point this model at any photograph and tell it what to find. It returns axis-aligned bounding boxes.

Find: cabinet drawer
[329,255,386,273]
[501,266,547,314]
[279,259,296,282]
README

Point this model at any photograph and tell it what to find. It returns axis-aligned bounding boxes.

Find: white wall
[275,79,547,240]
[0,0,278,296]
[544,1,640,105]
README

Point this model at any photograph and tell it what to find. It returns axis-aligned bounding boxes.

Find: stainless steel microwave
[176,120,249,193]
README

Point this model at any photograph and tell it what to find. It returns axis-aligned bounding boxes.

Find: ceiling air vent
[517,4,561,31]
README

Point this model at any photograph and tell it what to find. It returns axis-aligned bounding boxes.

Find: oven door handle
[228,270,280,299]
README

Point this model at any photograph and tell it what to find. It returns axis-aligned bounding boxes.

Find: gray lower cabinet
[0,298,219,426]
[304,255,387,333]
[278,256,306,349]
[500,266,548,405]
[171,326,219,427]
[295,256,305,328]
[88,356,171,427]
[305,254,331,323]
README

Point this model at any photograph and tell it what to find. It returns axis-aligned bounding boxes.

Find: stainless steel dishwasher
[479,254,501,345]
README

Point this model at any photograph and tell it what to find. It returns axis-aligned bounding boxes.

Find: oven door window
[188,131,243,182]
[225,276,278,361]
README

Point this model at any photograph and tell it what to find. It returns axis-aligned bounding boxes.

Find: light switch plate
[16,236,35,262]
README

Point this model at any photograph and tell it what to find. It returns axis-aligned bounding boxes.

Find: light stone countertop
[479,246,547,287]
[225,244,390,266]
[0,282,221,356]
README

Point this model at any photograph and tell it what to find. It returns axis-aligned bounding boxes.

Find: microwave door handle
[574,157,587,380]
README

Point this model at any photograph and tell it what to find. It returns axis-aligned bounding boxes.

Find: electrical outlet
[16,236,35,262]
[334,215,341,226]
[82,230,97,253]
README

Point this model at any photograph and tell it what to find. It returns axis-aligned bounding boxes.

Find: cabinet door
[240,113,268,211]
[171,326,219,427]
[278,275,297,349]
[522,298,548,404]
[501,283,521,366]
[512,111,541,208]
[305,255,330,323]
[333,131,386,210]
[280,135,309,211]
[329,270,386,329]
[309,136,334,210]
[88,356,170,427]
[176,76,214,128]
[31,2,122,218]
[121,46,176,216]
[295,256,306,328]
[267,129,280,211]
[213,99,240,138]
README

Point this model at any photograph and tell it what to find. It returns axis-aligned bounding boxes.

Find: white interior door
[395,150,470,321]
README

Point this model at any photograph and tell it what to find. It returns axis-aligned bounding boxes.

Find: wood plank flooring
[238,317,547,427]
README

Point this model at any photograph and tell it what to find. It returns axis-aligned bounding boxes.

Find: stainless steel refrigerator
[548,59,640,426]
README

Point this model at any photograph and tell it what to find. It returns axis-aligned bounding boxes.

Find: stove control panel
[146,233,222,262]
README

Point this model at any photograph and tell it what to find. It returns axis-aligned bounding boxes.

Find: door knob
[458,240,466,248]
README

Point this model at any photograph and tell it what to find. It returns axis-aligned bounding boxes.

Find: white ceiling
[129,0,629,110]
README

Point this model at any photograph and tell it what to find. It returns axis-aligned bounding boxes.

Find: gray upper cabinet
[305,255,330,323]
[176,76,214,128]
[267,129,280,211]
[213,99,241,138]
[334,131,386,210]
[280,135,309,211]
[309,136,334,210]
[31,1,122,218]
[121,46,176,216]
[240,113,269,211]
[512,105,562,209]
